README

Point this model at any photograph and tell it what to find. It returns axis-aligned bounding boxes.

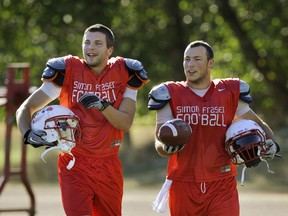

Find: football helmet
[31,105,81,169]
[225,119,268,168]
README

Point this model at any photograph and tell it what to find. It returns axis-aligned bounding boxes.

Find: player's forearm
[16,89,53,135]
[240,109,276,140]
[102,104,135,131]
[258,121,275,140]
[16,105,33,136]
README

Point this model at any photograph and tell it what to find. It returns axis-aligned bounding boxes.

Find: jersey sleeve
[39,82,61,100]
[235,99,250,117]
[156,103,174,124]
[123,87,138,101]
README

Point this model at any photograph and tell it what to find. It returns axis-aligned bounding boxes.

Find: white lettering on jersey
[176,105,226,127]
[71,81,117,103]
[73,81,93,91]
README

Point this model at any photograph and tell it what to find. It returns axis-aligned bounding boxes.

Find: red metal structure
[0,63,36,215]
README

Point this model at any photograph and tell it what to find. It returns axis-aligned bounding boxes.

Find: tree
[215,0,288,127]
[0,0,287,128]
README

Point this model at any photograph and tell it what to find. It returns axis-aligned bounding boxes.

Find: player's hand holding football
[23,129,56,148]
[162,143,185,154]
[157,119,192,155]
[78,93,110,111]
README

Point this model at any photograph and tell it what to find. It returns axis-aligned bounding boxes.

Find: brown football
[158,119,192,146]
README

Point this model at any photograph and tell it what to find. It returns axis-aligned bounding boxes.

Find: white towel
[152,179,172,213]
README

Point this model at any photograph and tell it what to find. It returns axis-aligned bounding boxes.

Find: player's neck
[90,64,107,76]
[186,79,212,90]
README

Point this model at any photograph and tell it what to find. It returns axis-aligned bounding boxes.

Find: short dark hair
[84,24,115,48]
[188,40,214,60]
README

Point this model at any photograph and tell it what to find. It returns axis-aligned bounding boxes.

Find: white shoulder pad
[124,58,149,89]
[148,83,171,110]
[239,80,252,103]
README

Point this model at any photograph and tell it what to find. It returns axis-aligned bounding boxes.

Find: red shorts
[58,153,123,216]
[169,177,239,216]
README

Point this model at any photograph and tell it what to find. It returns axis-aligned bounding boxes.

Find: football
[158,119,192,146]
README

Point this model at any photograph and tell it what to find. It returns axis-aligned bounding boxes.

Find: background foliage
[0,0,287,184]
[1,0,288,127]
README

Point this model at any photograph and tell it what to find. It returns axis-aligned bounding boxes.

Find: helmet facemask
[226,130,267,168]
[44,116,81,153]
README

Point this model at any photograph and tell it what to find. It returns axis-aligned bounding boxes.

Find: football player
[16,24,149,216]
[148,40,280,216]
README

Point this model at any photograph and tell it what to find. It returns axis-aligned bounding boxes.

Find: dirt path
[0,184,287,216]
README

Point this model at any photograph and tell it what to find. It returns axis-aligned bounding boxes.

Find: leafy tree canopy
[1,0,287,127]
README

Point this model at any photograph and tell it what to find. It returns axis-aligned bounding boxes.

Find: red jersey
[59,55,129,157]
[165,79,240,182]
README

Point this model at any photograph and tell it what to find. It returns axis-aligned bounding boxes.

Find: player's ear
[107,47,114,57]
[208,58,214,69]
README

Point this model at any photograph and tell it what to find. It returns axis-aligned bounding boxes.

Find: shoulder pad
[125,58,143,71]
[47,57,66,70]
[42,57,66,87]
[148,83,171,110]
[124,58,149,90]
[239,80,252,103]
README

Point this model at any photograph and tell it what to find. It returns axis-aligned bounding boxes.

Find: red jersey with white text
[59,55,129,157]
[165,79,240,182]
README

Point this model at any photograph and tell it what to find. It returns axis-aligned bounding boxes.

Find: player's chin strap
[41,146,75,170]
[66,152,75,170]
[240,159,274,186]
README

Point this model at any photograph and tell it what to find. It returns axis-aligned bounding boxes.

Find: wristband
[100,100,111,111]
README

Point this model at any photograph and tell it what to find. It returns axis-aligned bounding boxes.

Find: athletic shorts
[58,153,123,216]
[169,176,239,216]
